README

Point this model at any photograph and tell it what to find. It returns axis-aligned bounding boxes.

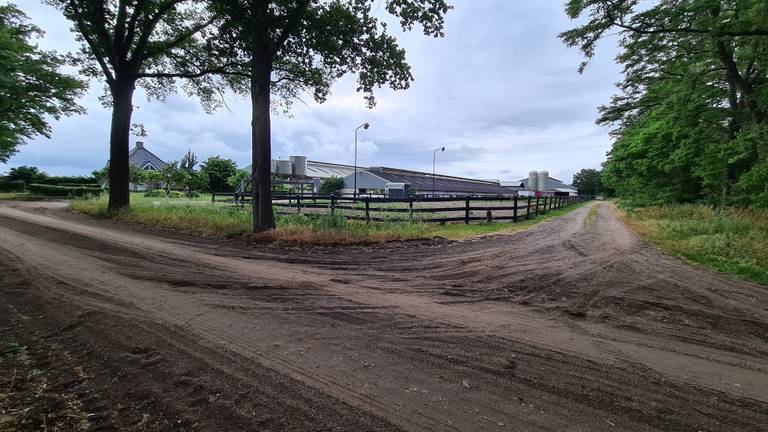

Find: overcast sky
[3,1,621,184]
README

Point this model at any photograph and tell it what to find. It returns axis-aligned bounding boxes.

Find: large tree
[210,0,451,231]
[47,0,231,212]
[572,168,603,196]
[0,4,85,163]
[561,0,768,207]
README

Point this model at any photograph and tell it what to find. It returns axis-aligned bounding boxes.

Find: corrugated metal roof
[366,167,513,195]
[129,145,166,170]
[519,177,577,192]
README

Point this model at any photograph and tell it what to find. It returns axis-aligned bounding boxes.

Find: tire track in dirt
[1,201,768,431]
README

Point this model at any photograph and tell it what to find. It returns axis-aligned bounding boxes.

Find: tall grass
[617,203,768,286]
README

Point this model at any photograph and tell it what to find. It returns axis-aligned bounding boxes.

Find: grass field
[70,193,586,245]
[616,203,768,287]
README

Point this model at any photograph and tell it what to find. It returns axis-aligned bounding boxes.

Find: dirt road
[1,200,767,431]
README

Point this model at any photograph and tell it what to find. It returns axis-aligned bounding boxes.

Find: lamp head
[441,146,445,152]
[363,122,370,130]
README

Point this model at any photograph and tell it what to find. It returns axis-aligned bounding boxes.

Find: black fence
[212,192,592,224]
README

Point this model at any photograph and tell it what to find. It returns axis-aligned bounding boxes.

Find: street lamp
[354,122,369,198]
[433,146,445,197]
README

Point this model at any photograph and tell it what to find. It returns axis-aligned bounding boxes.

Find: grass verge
[615,203,768,287]
[70,194,586,245]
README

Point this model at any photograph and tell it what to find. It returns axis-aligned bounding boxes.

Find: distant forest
[563,0,768,207]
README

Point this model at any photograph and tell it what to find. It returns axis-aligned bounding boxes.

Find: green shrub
[319,176,344,194]
[144,189,166,198]
[0,178,25,192]
[144,189,187,198]
[28,183,101,197]
[58,182,101,188]
[41,175,99,185]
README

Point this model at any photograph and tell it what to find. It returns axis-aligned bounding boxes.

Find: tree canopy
[0,4,85,163]
[562,0,768,207]
[572,168,603,196]
[209,0,451,231]
[46,0,231,212]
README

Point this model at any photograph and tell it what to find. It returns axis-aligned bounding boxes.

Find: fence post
[331,195,336,215]
[526,196,532,219]
[409,197,414,220]
[513,196,518,223]
[365,197,370,224]
[211,191,216,204]
[297,194,302,213]
[486,209,492,223]
[464,198,470,224]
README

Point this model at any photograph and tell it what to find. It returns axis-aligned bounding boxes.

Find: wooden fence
[212,192,591,224]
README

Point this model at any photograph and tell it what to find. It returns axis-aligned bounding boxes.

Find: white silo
[537,170,549,192]
[290,156,307,177]
[275,160,292,175]
[528,171,538,192]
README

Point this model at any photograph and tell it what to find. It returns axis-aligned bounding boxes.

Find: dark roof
[519,177,577,192]
[367,167,513,195]
[129,144,166,170]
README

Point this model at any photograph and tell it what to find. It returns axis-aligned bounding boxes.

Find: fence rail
[212,192,592,224]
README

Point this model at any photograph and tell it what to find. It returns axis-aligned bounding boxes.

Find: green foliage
[620,204,768,286]
[200,156,237,192]
[0,4,85,162]
[7,165,47,185]
[227,169,250,191]
[562,0,768,208]
[0,178,25,192]
[28,183,101,197]
[319,176,344,194]
[572,168,602,196]
[129,164,147,184]
[144,189,166,198]
[41,175,98,185]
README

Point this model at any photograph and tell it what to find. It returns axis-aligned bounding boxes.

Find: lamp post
[432,146,445,197]
[354,122,369,198]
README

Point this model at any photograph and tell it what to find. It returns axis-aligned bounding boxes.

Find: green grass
[617,203,768,287]
[585,205,599,227]
[70,194,586,245]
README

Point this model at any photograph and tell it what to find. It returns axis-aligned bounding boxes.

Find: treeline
[562,0,768,208]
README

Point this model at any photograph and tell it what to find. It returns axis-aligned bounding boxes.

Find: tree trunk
[250,54,275,231]
[107,80,136,212]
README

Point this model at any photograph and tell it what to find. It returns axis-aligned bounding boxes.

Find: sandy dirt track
[1,200,767,431]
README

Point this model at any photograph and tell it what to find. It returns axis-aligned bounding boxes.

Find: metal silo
[538,170,549,192]
[528,171,538,192]
[275,160,292,175]
[290,156,307,177]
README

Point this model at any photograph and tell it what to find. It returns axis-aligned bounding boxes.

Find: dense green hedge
[0,178,26,192]
[58,183,101,188]
[28,183,102,197]
[42,176,99,185]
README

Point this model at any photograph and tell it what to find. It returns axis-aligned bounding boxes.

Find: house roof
[129,144,166,170]
[517,177,577,192]
[363,167,514,195]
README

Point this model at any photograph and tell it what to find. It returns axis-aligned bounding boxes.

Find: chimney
[135,141,144,149]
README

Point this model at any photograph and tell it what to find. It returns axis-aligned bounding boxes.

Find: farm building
[501,170,577,197]
[129,141,167,172]
[236,157,362,193]
[128,141,167,191]
[342,167,514,197]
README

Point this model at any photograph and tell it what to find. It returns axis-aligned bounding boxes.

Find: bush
[42,175,99,185]
[0,178,26,192]
[28,183,102,197]
[58,182,101,188]
[320,176,344,194]
[144,190,186,198]
[144,190,166,198]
